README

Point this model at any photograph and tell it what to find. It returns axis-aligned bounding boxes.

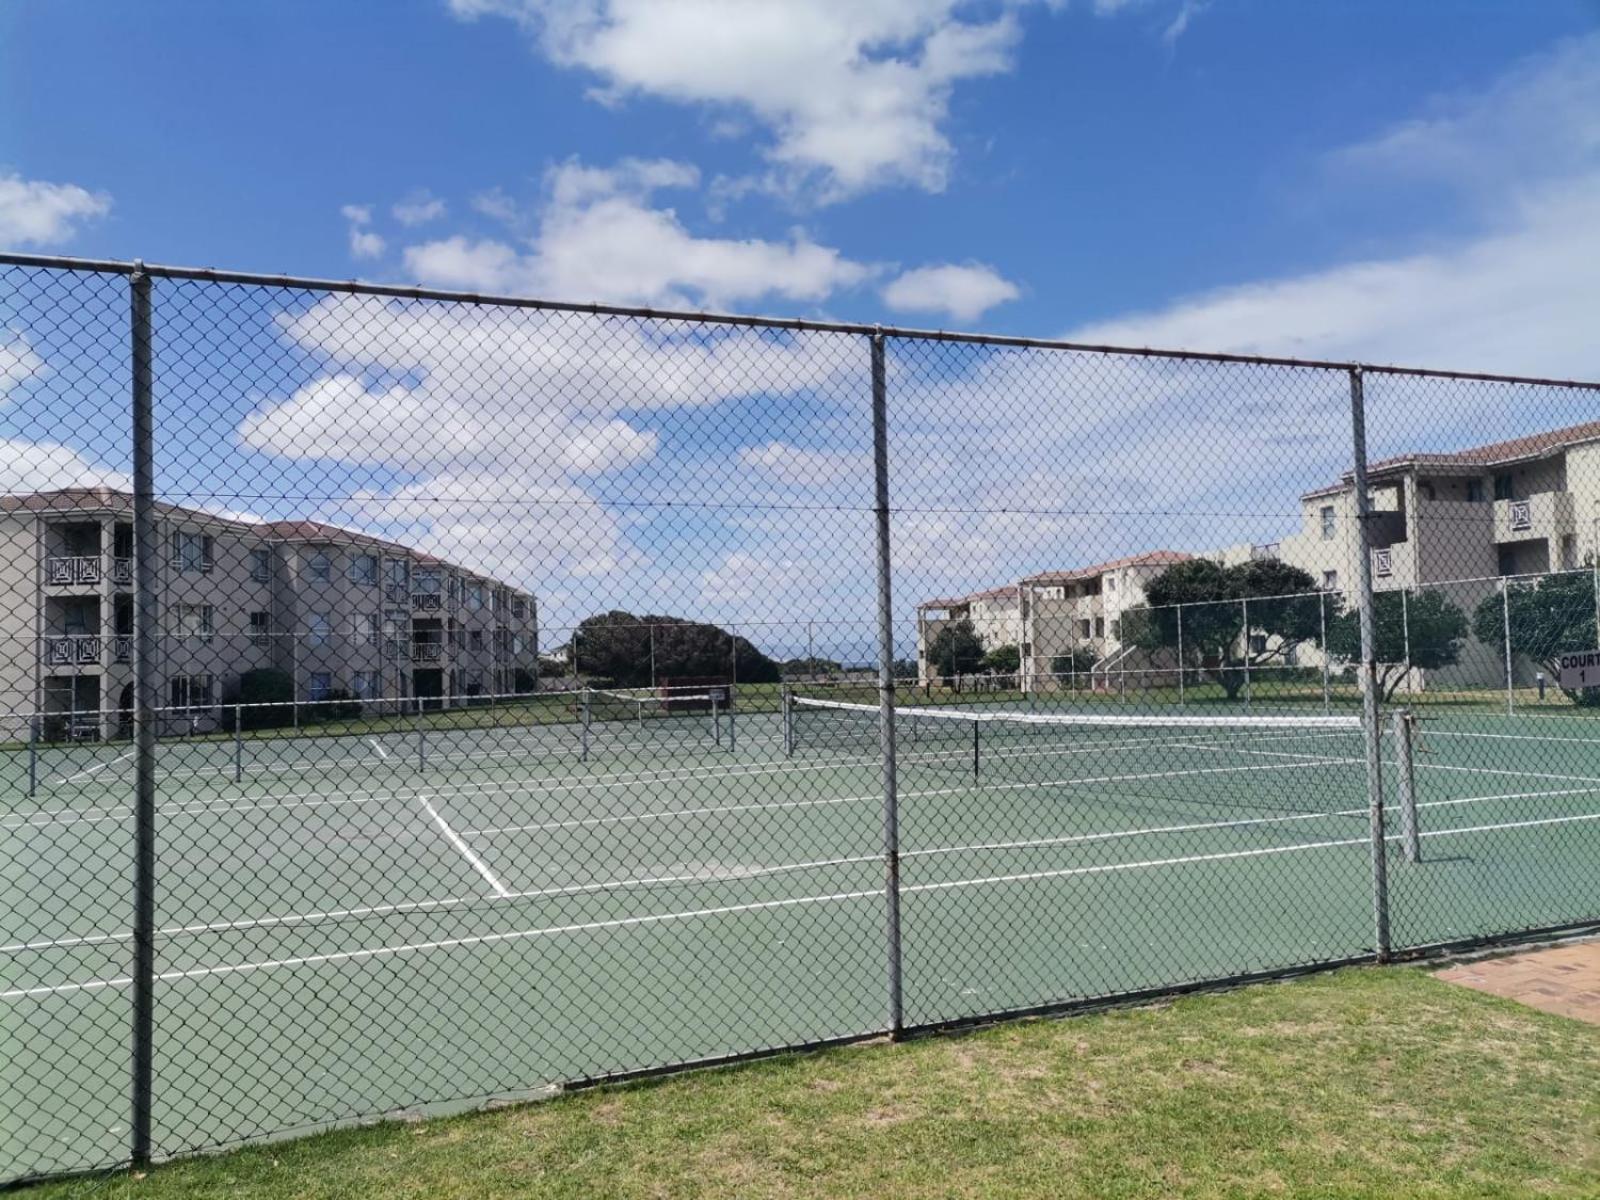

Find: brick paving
[1435,939,1600,1024]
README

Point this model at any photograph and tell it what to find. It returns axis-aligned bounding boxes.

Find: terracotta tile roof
[1021,549,1194,585]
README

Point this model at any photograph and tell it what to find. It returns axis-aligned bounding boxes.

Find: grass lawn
[27,966,1600,1199]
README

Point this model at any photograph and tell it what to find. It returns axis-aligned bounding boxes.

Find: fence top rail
[4,251,1600,392]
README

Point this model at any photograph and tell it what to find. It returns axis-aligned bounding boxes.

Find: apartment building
[0,488,539,738]
[916,551,1190,687]
[918,418,1600,692]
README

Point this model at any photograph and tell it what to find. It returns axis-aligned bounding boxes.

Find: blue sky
[3,2,1600,652]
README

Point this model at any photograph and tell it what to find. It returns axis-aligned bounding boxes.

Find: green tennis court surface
[4,701,1599,1178]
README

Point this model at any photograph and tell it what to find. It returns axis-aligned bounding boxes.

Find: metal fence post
[27,714,37,798]
[233,703,243,784]
[1348,366,1391,961]
[781,685,793,757]
[1401,587,1412,696]
[129,262,158,1168]
[1500,576,1515,715]
[870,330,904,1039]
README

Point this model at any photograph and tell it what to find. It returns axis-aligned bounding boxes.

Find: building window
[349,553,378,585]
[171,530,213,574]
[306,548,332,582]
[174,604,214,646]
[1094,617,1105,638]
[248,611,270,648]
[169,674,215,711]
[249,547,272,582]
[1466,479,1485,503]
[308,613,331,648]
[464,671,483,697]
[1562,534,1578,571]
[1079,619,1092,639]
[1322,570,1338,591]
[1493,472,1515,501]
[467,581,485,611]
[511,597,528,620]
[1497,547,1518,577]
[469,628,485,652]
[307,672,333,702]
[351,670,378,699]
[1419,481,1436,501]
[1105,576,1117,593]
[1319,506,1336,541]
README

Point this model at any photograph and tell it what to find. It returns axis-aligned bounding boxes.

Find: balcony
[111,557,133,586]
[412,641,445,663]
[45,556,102,586]
[383,638,410,660]
[1494,490,1575,545]
[112,635,132,663]
[45,635,103,667]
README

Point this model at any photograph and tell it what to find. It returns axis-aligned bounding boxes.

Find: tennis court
[4,694,1599,1177]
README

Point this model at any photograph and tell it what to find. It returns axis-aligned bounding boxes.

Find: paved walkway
[1436,938,1600,1024]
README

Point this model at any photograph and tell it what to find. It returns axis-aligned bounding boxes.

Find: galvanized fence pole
[129,262,159,1168]
[1348,366,1391,960]
[1176,602,1185,707]
[870,330,904,1039]
[1240,597,1251,709]
[26,714,37,798]
[1401,587,1412,696]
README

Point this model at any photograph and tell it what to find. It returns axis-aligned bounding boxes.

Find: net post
[128,261,158,1169]
[727,689,737,755]
[580,687,591,762]
[27,713,37,798]
[1348,365,1391,961]
[870,329,904,1040]
[1394,709,1421,864]
[1500,576,1514,715]
[1319,590,1330,715]
[781,685,793,757]
[1176,602,1185,708]
[1401,587,1413,697]
[972,718,980,784]
[416,705,426,772]
[1241,597,1251,709]
[233,702,243,784]
[711,690,721,747]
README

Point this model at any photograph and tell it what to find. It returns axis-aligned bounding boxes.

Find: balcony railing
[45,634,103,666]
[112,635,132,663]
[384,638,409,660]
[412,641,445,662]
[1493,490,1575,544]
[1249,542,1281,561]
[411,592,443,612]
[1373,548,1393,577]
[45,555,102,586]
[111,557,132,586]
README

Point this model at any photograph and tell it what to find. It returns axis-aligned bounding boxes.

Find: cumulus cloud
[402,158,872,307]
[341,203,386,259]
[446,0,1036,199]
[880,262,1020,323]
[393,191,448,226]
[0,437,130,495]
[0,173,110,246]
[0,335,45,401]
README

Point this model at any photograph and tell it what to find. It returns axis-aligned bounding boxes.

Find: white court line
[15,808,1600,1002]
[417,796,509,898]
[49,750,134,786]
[9,779,1597,958]
[368,738,389,760]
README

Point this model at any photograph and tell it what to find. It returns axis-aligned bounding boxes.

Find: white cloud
[880,262,1020,323]
[341,204,386,259]
[1161,0,1205,49]
[0,437,130,494]
[393,192,448,226]
[0,334,45,401]
[403,158,872,307]
[0,173,110,246]
[446,0,1036,199]
[471,187,520,223]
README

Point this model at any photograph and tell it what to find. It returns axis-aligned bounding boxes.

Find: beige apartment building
[917,418,1600,692]
[1,488,539,738]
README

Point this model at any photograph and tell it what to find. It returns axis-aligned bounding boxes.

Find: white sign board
[1557,650,1600,691]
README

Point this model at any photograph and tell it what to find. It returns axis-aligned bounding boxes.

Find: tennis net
[786,694,1371,798]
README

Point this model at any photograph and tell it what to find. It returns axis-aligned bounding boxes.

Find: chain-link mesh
[3,255,1599,1182]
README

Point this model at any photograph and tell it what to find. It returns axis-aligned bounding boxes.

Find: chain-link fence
[3,252,1599,1183]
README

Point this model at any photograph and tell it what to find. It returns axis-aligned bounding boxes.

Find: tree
[1326,589,1468,702]
[925,618,986,684]
[1122,558,1322,699]
[227,667,294,729]
[782,656,843,678]
[572,611,781,687]
[1472,572,1600,705]
[1049,648,1098,681]
[983,643,1020,675]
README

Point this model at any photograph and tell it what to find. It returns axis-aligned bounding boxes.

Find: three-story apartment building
[0,488,540,738]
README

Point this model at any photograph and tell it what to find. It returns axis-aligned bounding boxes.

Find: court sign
[1556,650,1600,690]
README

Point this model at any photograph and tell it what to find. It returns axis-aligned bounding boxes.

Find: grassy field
[23,966,1599,1199]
